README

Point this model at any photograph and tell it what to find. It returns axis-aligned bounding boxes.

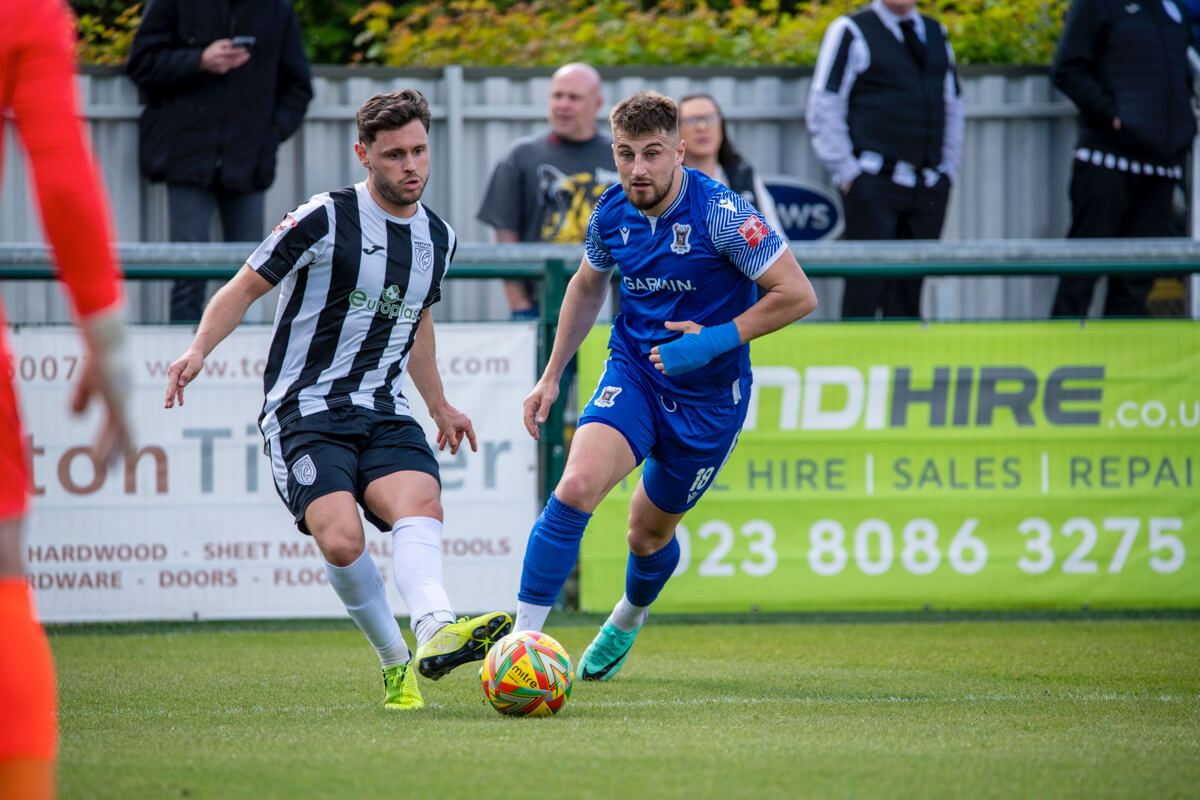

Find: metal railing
[3,238,1198,499]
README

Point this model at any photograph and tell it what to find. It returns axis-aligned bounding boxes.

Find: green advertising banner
[577,321,1199,612]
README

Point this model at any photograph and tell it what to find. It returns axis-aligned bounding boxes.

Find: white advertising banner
[11,323,539,622]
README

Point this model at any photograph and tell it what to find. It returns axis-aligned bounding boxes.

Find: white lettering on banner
[10,324,539,622]
[669,515,1185,578]
[743,365,890,432]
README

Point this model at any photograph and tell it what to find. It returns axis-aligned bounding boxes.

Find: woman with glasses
[678,93,785,236]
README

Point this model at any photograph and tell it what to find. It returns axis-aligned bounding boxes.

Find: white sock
[610,594,648,632]
[392,517,455,645]
[324,552,410,668]
[412,611,456,647]
[514,601,552,633]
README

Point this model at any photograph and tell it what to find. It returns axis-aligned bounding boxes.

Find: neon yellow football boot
[415,612,513,680]
[382,661,424,710]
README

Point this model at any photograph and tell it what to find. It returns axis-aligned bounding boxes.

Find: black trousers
[840,172,950,319]
[168,184,265,322]
[1051,160,1176,318]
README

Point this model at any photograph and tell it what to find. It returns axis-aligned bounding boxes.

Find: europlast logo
[348,285,421,322]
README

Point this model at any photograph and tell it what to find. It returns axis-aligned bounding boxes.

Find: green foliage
[73,2,140,65]
[939,0,1069,65]
[70,0,1069,66]
[294,0,375,63]
[346,0,1068,67]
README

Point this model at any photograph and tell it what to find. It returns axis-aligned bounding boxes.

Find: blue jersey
[584,166,788,404]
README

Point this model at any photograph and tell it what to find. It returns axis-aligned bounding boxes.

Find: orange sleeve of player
[0,0,124,318]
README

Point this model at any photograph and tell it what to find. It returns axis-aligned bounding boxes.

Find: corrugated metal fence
[1,65,1190,323]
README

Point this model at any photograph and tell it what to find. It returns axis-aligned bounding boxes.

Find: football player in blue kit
[513,91,818,680]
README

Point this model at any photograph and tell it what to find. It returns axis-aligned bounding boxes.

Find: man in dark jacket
[1050,0,1197,317]
[127,0,312,322]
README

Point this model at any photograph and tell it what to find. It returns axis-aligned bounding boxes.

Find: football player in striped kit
[514,91,818,680]
[164,89,511,710]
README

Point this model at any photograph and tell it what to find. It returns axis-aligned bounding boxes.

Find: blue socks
[518,493,592,605]
[625,534,680,607]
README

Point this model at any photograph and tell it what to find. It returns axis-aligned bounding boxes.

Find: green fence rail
[4,238,1200,278]
[3,238,1198,501]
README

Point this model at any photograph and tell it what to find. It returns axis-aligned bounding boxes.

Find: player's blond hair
[610,91,678,140]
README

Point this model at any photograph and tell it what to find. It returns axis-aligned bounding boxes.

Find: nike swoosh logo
[580,645,632,680]
[362,245,384,255]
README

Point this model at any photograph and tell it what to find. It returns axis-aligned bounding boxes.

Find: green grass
[51,617,1200,799]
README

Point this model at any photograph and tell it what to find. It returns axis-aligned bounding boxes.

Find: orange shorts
[0,579,57,761]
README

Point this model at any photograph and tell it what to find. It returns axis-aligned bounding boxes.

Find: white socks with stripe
[392,516,455,647]
[324,550,411,668]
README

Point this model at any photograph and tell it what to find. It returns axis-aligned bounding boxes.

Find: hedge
[72,0,1069,67]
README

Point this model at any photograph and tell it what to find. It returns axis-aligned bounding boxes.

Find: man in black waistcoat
[1050,0,1197,317]
[127,0,313,323]
[807,0,964,319]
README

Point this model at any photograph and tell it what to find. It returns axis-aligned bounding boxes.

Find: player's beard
[373,170,426,209]
[624,172,673,211]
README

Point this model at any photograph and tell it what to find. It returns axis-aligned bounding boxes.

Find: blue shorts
[266,405,440,534]
[579,358,748,514]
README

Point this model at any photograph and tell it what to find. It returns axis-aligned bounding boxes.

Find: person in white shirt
[806,0,964,319]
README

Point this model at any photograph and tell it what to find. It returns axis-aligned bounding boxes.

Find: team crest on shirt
[670,223,692,254]
[414,241,434,272]
[272,213,298,235]
[292,454,317,486]
[594,386,623,408]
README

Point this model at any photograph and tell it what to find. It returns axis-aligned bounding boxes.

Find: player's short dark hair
[610,91,678,140]
[356,89,431,146]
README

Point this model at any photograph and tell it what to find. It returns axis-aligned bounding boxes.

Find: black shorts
[266,405,440,535]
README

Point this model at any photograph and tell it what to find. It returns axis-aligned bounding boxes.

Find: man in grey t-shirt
[478,63,619,319]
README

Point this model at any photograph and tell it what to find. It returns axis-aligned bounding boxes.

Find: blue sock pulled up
[625,535,680,607]
[518,493,592,605]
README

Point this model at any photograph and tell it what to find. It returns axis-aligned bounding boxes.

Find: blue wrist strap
[657,321,741,376]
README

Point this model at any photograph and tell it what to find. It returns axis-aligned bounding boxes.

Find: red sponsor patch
[737,215,768,248]
[272,213,298,235]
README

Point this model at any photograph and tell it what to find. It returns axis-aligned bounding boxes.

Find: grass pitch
[51,615,1199,799]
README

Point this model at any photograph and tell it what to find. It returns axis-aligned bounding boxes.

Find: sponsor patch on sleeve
[737,215,768,248]
[272,213,298,235]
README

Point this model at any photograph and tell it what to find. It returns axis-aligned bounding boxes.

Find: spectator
[127,0,313,322]
[477,63,619,320]
[1050,0,1197,317]
[1,1,133,797]
[807,0,964,319]
[678,92,785,236]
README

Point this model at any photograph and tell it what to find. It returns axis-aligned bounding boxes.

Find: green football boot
[415,612,513,680]
[382,661,424,710]
[577,619,641,681]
